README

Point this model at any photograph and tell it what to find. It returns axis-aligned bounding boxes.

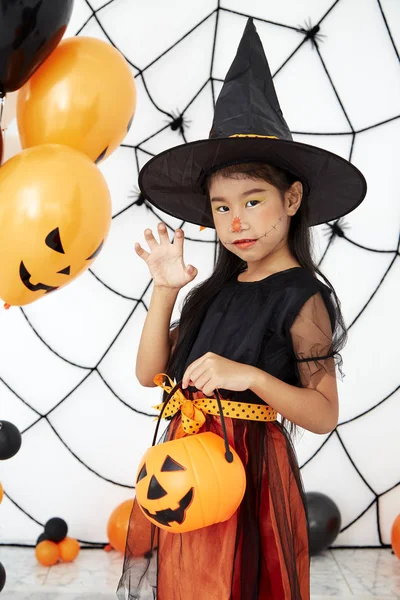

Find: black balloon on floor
[306,491,341,556]
[44,517,68,543]
[0,421,22,460]
[36,532,50,546]
[0,561,6,592]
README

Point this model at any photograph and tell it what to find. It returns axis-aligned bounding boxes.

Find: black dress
[118,267,340,600]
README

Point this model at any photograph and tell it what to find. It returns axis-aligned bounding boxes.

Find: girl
[117,18,366,600]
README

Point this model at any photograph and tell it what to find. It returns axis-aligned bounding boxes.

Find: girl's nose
[231,216,242,232]
[231,216,250,233]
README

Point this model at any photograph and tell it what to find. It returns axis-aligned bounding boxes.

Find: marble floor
[0,547,399,599]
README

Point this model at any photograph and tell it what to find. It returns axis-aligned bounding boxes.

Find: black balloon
[0,561,5,592]
[306,491,341,556]
[0,0,74,95]
[0,420,22,460]
[36,532,50,546]
[44,517,68,543]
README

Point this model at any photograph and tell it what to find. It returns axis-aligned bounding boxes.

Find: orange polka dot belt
[152,373,278,435]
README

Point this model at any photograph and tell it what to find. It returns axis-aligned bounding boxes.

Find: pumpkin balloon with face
[0,144,111,307]
[135,432,246,533]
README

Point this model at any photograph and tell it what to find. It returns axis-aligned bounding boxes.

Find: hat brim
[138,137,367,227]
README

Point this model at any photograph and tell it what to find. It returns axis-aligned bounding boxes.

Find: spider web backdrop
[0,0,399,549]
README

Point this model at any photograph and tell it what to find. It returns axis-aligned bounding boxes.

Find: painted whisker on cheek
[244,216,283,243]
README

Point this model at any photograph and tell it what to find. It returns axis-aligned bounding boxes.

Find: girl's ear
[285,181,303,216]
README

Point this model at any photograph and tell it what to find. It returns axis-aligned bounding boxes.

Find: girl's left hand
[181,352,254,396]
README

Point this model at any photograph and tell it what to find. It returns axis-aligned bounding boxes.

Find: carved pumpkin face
[0,144,111,306]
[136,432,246,533]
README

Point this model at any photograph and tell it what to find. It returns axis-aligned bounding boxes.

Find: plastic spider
[324,218,350,241]
[166,111,191,136]
[298,18,326,49]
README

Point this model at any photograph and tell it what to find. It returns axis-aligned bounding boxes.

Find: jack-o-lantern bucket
[135,381,246,533]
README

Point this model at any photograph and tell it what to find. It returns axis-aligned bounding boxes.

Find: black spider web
[1,0,399,550]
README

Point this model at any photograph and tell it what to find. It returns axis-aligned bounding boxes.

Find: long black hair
[162,162,347,429]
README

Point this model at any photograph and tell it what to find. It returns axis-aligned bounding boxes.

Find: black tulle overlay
[117,267,343,599]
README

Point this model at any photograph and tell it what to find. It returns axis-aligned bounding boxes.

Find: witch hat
[139,18,366,228]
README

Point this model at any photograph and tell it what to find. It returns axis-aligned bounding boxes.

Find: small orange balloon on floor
[58,537,80,562]
[392,514,400,559]
[107,499,134,553]
[35,540,60,566]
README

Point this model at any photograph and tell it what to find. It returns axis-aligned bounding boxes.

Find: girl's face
[208,174,302,262]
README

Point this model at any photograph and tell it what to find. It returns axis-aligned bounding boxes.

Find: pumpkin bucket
[135,379,246,533]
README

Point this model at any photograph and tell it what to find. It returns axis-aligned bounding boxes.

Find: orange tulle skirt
[117,390,310,599]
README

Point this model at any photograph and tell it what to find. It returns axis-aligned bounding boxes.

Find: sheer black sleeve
[290,292,337,389]
[284,281,347,389]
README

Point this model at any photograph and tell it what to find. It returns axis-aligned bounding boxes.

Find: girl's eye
[215,200,260,213]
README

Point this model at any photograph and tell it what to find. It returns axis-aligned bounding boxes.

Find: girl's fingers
[134,242,149,261]
[173,228,184,248]
[143,228,159,250]
[138,224,183,259]
[158,222,171,244]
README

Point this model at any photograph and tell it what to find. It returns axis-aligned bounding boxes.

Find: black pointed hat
[139,18,366,227]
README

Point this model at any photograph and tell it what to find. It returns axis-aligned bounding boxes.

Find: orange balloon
[0,144,111,307]
[58,537,80,562]
[0,482,3,503]
[136,432,246,533]
[392,514,400,559]
[17,36,136,163]
[35,540,60,566]
[107,499,134,553]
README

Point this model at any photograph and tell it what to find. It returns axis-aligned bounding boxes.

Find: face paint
[225,216,283,246]
[230,216,243,233]
[258,216,284,239]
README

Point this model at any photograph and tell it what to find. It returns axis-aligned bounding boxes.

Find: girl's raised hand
[134,223,198,290]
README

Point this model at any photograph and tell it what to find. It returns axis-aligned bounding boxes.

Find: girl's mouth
[233,239,257,248]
